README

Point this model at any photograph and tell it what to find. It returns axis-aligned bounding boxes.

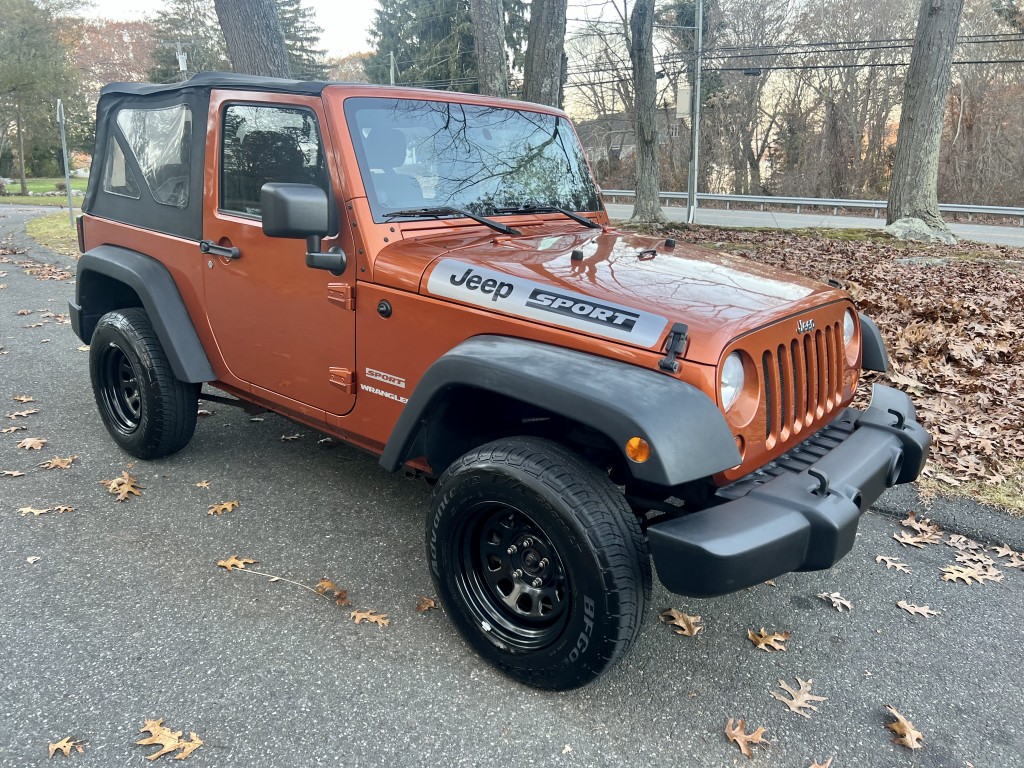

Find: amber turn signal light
[625,436,651,463]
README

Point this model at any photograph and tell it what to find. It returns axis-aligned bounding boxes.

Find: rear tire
[427,437,650,690]
[89,308,199,459]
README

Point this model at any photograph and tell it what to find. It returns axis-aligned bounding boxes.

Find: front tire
[427,437,650,690]
[89,308,199,459]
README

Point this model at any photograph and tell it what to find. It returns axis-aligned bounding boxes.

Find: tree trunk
[886,0,964,232]
[214,0,291,78]
[521,0,567,107]
[16,105,27,196]
[628,0,663,223]
[470,0,509,98]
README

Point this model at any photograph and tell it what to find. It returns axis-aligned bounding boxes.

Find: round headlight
[843,309,856,347]
[720,352,744,411]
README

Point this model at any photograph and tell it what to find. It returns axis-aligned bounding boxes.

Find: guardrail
[600,190,1024,227]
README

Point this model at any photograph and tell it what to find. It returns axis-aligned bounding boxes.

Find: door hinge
[329,367,353,394]
[328,283,355,311]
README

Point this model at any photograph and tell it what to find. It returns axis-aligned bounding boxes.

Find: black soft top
[98,71,331,99]
[85,72,337,240]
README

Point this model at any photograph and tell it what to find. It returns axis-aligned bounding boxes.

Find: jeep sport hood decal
[427,259,669,347]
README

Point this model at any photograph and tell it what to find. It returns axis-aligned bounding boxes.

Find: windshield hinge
[658,322,689,373]
[328,283,355,311]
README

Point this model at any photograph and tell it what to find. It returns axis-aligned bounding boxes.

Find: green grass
[7,176,88,193]
[25,212,80,257]
[0,176,86,207]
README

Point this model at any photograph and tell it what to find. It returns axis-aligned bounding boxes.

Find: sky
[87,0,378,58]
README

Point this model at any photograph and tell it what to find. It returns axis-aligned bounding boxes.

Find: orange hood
[381,226,849,364]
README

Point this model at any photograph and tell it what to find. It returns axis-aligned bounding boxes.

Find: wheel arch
[71,245,215,383]
[380,336,741,488]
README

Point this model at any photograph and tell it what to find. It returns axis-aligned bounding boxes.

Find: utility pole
[175,42,188,79]
[686,0,703,224]
[56,99,74,228]
[390,51,397,85]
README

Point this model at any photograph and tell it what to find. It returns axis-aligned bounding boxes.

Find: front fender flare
[380,336,741,487]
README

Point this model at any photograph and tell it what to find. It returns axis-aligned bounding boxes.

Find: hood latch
[658,322,689,373]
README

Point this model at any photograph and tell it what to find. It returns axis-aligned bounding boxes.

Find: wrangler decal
[427,260,668,347]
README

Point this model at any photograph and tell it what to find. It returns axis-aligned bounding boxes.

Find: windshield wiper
[384,206,519,236]
[492,204,601,229]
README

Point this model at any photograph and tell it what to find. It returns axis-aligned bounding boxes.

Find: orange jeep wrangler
[72,73,929,690]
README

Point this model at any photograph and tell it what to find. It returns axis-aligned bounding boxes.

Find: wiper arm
[384,206,519,236]
[492,204,601,229]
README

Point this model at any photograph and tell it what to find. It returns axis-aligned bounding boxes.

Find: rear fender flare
[72,245,214,383]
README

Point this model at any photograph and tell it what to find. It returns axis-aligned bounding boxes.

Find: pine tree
[148,0,228,82]
[365,0,525,93]
[275,0,327,79]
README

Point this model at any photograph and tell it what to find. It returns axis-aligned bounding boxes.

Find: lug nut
[531,577,542,587]
[513,569,524,578]
[507,545,517,555]
[522,538,533,548]
[538,558,549,569]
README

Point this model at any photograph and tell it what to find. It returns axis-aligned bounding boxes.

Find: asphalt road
[1,207,1023,767]
[605,203,1024,247]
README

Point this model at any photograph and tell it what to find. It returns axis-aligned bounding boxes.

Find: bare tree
[470,0,509,97]
[213,0,291,78]
[522,0,567,106]
[886,0,965,239]
[628,0,663,222]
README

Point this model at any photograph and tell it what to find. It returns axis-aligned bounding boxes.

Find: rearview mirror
[261,182,346,276]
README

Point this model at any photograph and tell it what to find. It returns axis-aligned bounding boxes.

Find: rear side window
[114,104,192,207]
[220,104,326,217]
[102,139,140,200]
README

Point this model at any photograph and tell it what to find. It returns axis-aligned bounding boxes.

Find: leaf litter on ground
[661,226,1024,487]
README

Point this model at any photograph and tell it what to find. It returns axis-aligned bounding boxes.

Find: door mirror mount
[261,182,347,275]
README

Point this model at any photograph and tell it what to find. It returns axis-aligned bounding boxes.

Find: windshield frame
[342,95,602,225]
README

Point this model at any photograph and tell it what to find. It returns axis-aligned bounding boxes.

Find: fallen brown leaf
[12,395,35,403]
[724,718,768,758]
[875,555,911,573]
[100,471,143,501]
[351,609,390,628]
[748,627,790,652]
[53,505,75,514]
[770,677,827,719]
[658,607,703,636]
[2,425,28,433]
[280,433,301,442]
[18,507,51,517]
[47,736,86,757]
[39,456,76,470]
[7,409,39,419]
[136,719,203,761]
[885,705,924,750]
[217,556,256,572]
[207,500,239,516]
[946,534,982,551]
[941,563,1002,585]
[416,596,437,613]
[817,592,852,612]
[17,437,47,450]
[897,600,940,618]
[2,470,26,477]
[194,480,211,489]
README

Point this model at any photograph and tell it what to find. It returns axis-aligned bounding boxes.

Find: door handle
[199,240,241,259]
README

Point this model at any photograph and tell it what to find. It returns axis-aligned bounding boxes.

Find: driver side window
[220,104,326,217]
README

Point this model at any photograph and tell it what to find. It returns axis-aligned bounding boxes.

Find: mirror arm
[305,241,347,276]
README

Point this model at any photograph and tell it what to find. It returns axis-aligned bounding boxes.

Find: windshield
[344,97,601,222]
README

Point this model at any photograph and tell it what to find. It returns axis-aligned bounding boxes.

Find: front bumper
[647,384,930,597]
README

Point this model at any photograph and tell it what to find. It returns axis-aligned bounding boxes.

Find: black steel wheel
[428,437,650,690]
[89,308,199,459]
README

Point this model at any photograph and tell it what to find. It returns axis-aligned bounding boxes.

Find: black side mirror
[261,182,347,275]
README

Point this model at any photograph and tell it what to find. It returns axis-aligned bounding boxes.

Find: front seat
[363,127,423,209]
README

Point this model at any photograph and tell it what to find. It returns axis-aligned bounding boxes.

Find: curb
[872,483,1024,552]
